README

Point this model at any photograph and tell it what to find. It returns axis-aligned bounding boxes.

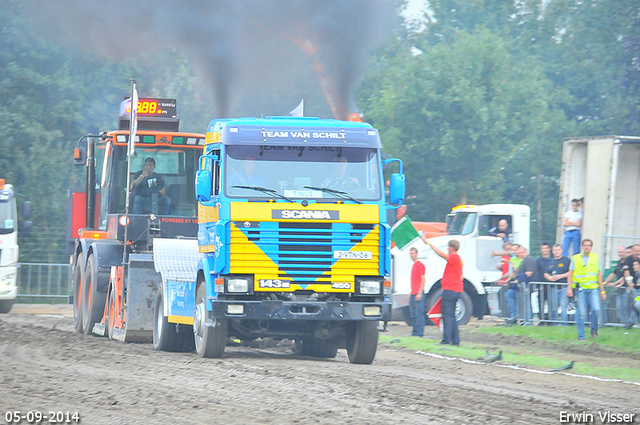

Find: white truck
[556,136,640,269]
[390,204,530,324]
[0,180,32,313]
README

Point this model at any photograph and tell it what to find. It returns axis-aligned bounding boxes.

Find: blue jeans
[615,290,630,325]
[133,195,171,215]
[562,229,581,257]
[409,294,425,337]
[506,284,533,323]
[550,286,569,325]
[576,287,600,339]
[441,290,460,345]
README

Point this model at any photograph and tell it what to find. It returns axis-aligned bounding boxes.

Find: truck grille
[230,222,379,282]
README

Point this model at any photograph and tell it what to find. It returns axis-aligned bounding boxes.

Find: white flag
[288,99,304,117]
[129,84,139,156]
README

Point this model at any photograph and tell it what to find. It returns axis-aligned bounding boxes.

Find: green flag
[391,216,420,250]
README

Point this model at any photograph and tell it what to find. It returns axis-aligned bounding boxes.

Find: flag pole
[123,78,137,265]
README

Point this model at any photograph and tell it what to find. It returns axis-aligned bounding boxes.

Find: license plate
[258,279,291,288]
[333,250,372,260]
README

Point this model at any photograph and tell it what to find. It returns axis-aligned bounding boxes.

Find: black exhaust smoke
[25,0,392,119]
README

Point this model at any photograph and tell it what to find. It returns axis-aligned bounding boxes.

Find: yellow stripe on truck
[229,222,281,277]
[230,202,379,223]
[325,225,379,278]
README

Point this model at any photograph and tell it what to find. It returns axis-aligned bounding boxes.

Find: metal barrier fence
[16,263,71,300]
[486,281,636,326]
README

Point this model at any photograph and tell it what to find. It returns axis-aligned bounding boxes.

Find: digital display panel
[122,98,177,118]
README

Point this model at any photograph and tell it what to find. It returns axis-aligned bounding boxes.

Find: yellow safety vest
[571,253,599,289]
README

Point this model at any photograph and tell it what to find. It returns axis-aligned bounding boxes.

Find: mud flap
[152,238,202,320]
[113,253,162,342]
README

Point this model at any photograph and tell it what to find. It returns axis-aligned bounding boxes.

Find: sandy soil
[0,305,638,425]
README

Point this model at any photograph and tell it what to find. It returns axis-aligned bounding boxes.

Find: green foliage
[0,3,212,262]
[360,25,572,242]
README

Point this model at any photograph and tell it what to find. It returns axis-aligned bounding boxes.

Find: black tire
[0,299,14,314]
[153,287,180,351]
[194,283,228,358]
[294,339,338,358]
[73,253,84,333]
[425,289,473,326]
[346,320,379,364]
[82,255,107,336]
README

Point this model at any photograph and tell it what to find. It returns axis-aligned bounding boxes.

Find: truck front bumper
[210,300,391,321]
[0,266,18,300]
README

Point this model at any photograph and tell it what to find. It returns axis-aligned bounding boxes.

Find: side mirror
[389,173,405,207]
[22,201,32,220]
[21,220,33,233]
[383,157,405,208]
[74,146,87,166]
[196,170,212,202]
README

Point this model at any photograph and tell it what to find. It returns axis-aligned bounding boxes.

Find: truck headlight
[0,274,16,286]
[227,278,249,293]
[359,280,381,295]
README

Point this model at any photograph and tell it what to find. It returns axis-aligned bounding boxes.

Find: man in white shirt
[562,198,583,257]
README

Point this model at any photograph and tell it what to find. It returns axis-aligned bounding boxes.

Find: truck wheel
[294,339,338,358]
[194,283,227,358]
[346,321,378,364]
[73,253,84,333]
[153,288,178,351]
[425,289,473,326]
[82,255,107,336]
[0,299,14,314]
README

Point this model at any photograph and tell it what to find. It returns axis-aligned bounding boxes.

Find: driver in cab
[228,157,266,188]
[322,157,360,189]
[130,157,170,214]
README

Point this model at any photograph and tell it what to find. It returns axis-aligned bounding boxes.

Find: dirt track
[1,306,638,425]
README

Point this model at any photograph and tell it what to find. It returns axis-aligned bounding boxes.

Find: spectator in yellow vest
[567,239,606,340]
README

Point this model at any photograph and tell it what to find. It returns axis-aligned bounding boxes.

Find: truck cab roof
[206,116,381,148]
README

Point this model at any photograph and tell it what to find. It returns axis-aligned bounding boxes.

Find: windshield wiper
[303,186,362,204]
[232,185,295,203]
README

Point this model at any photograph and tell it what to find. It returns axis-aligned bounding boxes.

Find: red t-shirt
[442,253,463,292]
[411,261,425,295]
[499,255,510,285]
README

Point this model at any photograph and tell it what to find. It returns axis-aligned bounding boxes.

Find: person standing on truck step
[424,239,463,346]
[409,247,426,337]
[562,199,583,257]
[567,239,605,340]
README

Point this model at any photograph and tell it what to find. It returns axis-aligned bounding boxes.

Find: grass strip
[378,334,640,383]
[476,324,640,352]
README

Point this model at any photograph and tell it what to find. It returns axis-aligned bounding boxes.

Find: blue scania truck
[152,116,405,364]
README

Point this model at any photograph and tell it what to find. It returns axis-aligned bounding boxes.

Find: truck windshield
[0,197,15,235]
[101,145,200,221]
[224,145,382,201]
[447,212,476,235]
